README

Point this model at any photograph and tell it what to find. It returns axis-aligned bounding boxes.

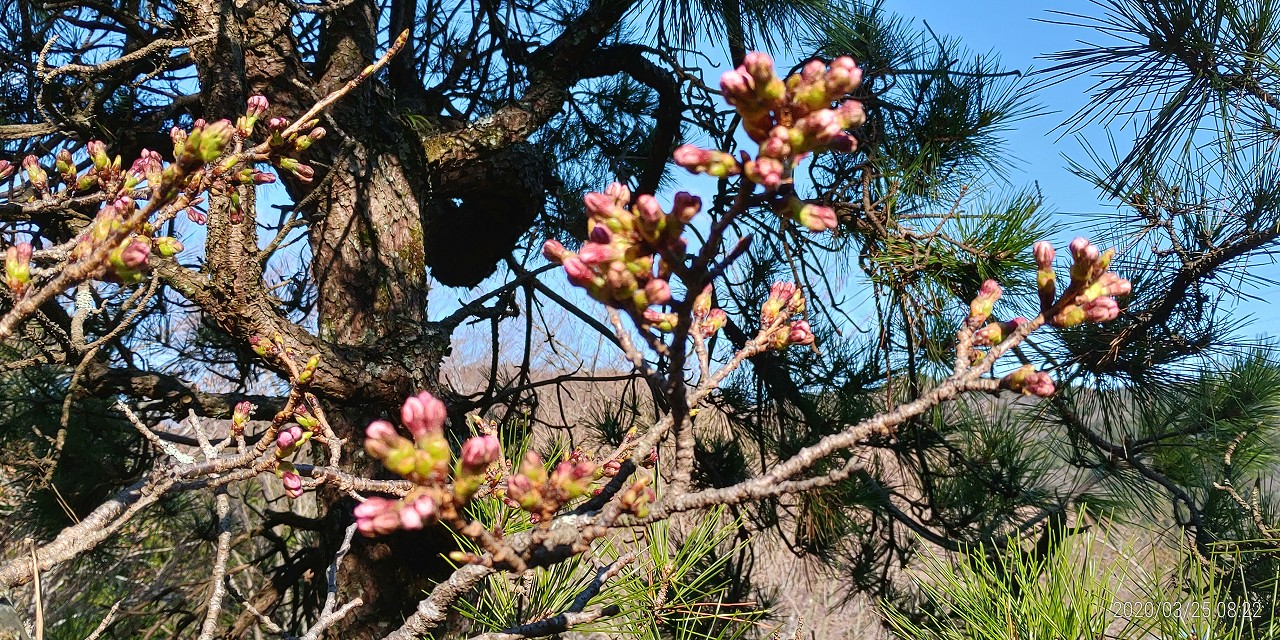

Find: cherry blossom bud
[563,257,594,287]
[973,317,1027,347]
[5,243,32,294]
[588,225,612,244]
[968,279,1002,327]
[673,144,739,177]
[644,278,672,305]
[231,401,253,434]
[788,320,815,346]
[604,181,631,207]
[635,194,663,223]
[364,419,406,459]
[87,140,110,170]
[281,470,304,497]
[153,236,183,258]
[577,242,615,266]
[542,239,570,263]
[22,156,46,192]
[191,119,234,163]
[277,425,304,449]
[720,68,755,103]
[1050,304,1087,329]
[1033,241,1055,270]
[1001,365,1055,398]
[268,117,289,131]
[187,208,208,224]
[1083,296,1119,322]
[743,52,776,84]
[355,497,402,535]
[459,434,501,475]
[698,308,727,337]
[671,192,701,223]
[795,202,838,232]
[744,157,785,190]
[245,95,269,118]
[0,160,12,181]
[401,391,447,440]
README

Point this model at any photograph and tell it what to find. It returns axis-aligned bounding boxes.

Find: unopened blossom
[787,320,815,346]
[277,425,304,450]
[0,160,12,181]
[354,497,403,535]
[973,317,1027,347]
[458,434,501,476]
[280,469,304,498]
[5,243,32,294]
[672,144,740,177]
[22,156,46,193]
[401,390,447,440]
[231,401,253,435]
[968,280,1002,328]
[1001,365,1055,398]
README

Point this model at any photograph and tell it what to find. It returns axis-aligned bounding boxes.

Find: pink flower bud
[745,157,785,190]
[788,320,815,346]
[1002,365,1056,398]
[584,191,617,218]
[577,242,616,266]
[719,68,755,102]
[268,117,289,131]
[5,242,32,294]
[604,182,631,207]
[673,144,711,170]
[281,471,303,497]
[355,496,400,535]
[86,140,109,169]
[672,191,702,223]
[1069,237,1090,259]
[1083,296,1119,322]
[0,160,12,180]
[459,434,501,473]
[837,100,866,129]
[22,155,46,190]
[563,257,594,287]
[246,95,269,117]
[644,278,672,305]
[542,239,570,263]
[795,203,838,232]
[743,52,776,83]
[401,391,447,440]
[1033,240,1055,269]
[697,308,727,337]
[635,194,663,223]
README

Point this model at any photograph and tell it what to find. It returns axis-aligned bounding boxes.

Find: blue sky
[881,0,1280,337]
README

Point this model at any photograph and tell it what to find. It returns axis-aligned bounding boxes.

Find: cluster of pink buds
[364,391,452,485]
[355,492,441,535]
[356,391,516,535]
[689,286,727,337]
[760,282,813,350]
[544,184,712,330]
[1036,238,1132,328]
[274,401,323,498]
[503,450,597,522]
[674,52,865,233]
[263,101,324,184]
